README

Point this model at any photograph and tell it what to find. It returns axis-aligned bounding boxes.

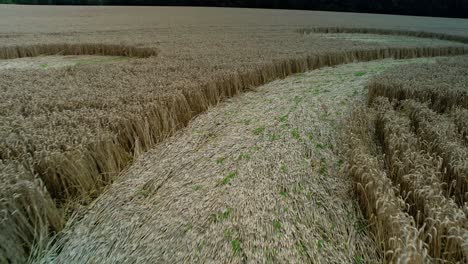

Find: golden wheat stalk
[343,106,428,263]
[0,160,64,264]
[374,97,467,262]
[402,100,468,206]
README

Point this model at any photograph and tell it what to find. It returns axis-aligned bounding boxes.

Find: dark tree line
[3,0,468,18]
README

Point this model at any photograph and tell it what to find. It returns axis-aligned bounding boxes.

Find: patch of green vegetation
[346,210,355,222]
[238,153,251,161]
[307,132,314,142]
[195,240,205,256]
[278,114,288,122]
[291,129,301,140]
[315,143,324,150]
[336,159,344,167]
[253,126,265,135]
[265,248,278,262]
[320,112,330,119]
[292,95,304,109]
[206,131,216,138]
[353,89,359,96]
[211,208,232,223]
[39,63,49,69]
[220,171,237,185]
[224,228,233,240]
[280,165,288,173]
[231,239,242,255]
[251,145,260,151]
[319,161,328,176]
[272,220,281,233]
[225,110,235,117]
[295,241,308,256]
[317,240,324,251]
[136,189,150,198]
[354,71,366,77]
[316,200,323,208]
[216,157,226,165]
[354,255,364,264]
[192,185,202,191]
[309,88,318,94]
[309,88,326,95]
[293,96,303,105]
[279,190,288,197]
[295,74,307,80]
[269,133,280,141]
[184,223,193,232]
[293,183,305,194]
[354,218,368,234]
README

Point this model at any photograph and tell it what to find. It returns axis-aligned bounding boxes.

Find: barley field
[0,5,468,263]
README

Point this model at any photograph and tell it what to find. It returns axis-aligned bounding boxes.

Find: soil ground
[43,57,440,263]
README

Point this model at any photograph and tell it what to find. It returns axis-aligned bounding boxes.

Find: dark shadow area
[2,0,468,19]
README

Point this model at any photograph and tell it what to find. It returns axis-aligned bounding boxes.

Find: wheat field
[344,56,468,263]
[1,5,468,263]
[38,57,450,264]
